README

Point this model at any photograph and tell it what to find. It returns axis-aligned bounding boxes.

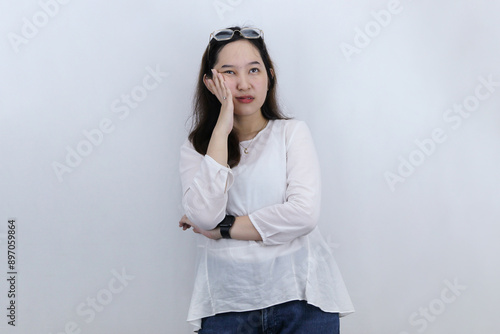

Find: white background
[1,0,499,333]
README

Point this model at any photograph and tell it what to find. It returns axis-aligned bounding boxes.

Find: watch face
[220,215,235,228]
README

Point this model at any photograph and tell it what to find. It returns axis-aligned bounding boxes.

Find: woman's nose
[236,74,250,91]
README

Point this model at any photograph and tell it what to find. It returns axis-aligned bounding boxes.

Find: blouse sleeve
[248,121,322,246]
[179,140,234,231]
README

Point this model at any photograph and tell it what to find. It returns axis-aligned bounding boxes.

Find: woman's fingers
[179,215,193,230]
[212,70,223,95]
[209,69,231,103]
[179,222,191,230]
[205,76,217,94]
[218,73,231,97]
[221,79,232,100]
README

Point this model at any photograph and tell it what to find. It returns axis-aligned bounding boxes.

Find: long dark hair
[188,26,289,168]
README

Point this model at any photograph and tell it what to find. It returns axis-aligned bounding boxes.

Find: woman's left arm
[179,214,262,241]
[246,121,321,245]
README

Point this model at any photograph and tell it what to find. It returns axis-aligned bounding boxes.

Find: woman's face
[213,39,269,117]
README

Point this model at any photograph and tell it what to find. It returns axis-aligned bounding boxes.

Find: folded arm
[180,121,321,245]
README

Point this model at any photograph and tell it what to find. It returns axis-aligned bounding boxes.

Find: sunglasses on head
[209,28,264,42]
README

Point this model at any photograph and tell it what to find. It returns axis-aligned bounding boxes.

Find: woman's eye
[224,70,235,75]
[250,68,259,73]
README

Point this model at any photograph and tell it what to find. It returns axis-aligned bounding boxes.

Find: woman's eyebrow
[220,61,262,69]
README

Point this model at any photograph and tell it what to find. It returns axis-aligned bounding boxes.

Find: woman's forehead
[215,40,262,66]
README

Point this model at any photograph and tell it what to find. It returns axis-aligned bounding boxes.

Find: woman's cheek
[253,77,266,89]
[224,80,237,94]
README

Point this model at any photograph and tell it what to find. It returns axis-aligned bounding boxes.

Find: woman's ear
[203,74,215,95]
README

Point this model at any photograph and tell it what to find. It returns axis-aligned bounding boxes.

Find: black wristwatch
[218,215,235,239]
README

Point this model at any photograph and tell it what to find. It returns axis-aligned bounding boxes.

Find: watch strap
[218,215,235,239]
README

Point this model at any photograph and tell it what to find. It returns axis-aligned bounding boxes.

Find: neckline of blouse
[239,119,273,144]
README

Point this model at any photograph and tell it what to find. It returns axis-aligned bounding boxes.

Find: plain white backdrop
[1,0,499,333]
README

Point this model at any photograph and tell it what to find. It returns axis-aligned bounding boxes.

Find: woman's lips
[236,96,254,103]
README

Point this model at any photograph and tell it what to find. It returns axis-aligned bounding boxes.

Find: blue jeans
[198,300,340,334]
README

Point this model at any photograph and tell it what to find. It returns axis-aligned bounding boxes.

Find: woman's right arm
[180,143,233,230]
[206,69,234,165]
[180,69,234,230]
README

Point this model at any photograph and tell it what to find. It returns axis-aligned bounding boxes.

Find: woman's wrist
[212,125,230,138]
[215,107,234,136]
[207,125,229,166]
[212,227,222,240]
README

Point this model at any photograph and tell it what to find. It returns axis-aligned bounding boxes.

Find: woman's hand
[204,69,234,135]
[178,215,222,240]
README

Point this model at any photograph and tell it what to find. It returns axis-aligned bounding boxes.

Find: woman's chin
[233,106,263,117]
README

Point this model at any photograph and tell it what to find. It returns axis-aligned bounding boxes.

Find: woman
[179,26,354,333]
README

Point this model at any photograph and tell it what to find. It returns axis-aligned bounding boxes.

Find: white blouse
[180,119,354,331]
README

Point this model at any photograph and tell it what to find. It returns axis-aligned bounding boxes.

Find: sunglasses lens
[241,29,261,38]
[214,30,234,41]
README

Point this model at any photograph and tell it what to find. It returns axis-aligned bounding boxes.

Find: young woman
[179,26,354,333]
